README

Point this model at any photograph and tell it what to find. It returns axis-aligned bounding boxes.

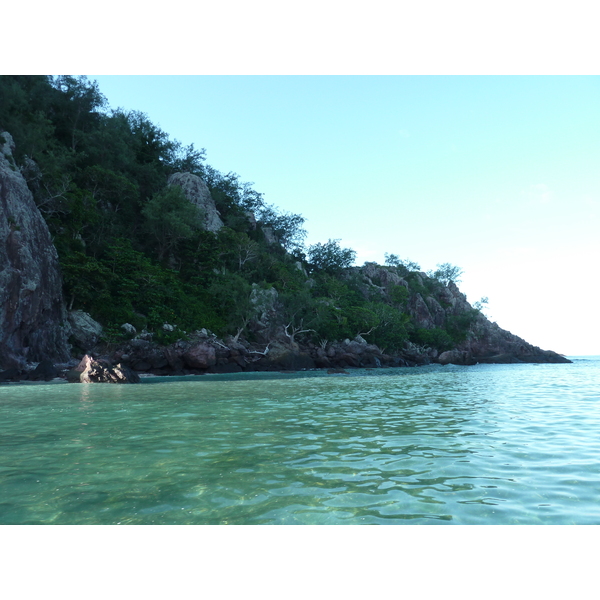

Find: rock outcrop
[350,264,570,366]
[434,281,569,364]
[456,316,569,364]
[167,172,223,232]
[66,354,140,383]
[67,310,103,352]
[0,131,70,368]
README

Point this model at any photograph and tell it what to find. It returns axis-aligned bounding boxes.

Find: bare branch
[358,326,377,337]
[232,317,249,343]
[209,333,230,350]
[284,321,315,344]
[246,344,271,361]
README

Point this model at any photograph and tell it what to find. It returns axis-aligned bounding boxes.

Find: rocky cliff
[350,264,569,365]
[0,132,70,368]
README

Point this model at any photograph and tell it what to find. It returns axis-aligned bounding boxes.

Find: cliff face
[0,132,69,368]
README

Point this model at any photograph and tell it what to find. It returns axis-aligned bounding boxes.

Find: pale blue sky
[88,75,600,355]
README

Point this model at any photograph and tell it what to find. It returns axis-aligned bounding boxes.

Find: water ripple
[1,359,599,524]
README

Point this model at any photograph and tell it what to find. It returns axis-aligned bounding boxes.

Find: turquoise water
[1,357,599,524]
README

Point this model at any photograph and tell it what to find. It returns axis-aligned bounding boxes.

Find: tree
[200,167,266,216]
[208,273,254,336]
[169,142,206,175]
[384,253,401,267]
[308,239,356,274]
[367,303,410,352]
[384,253,421,271]
[142,185,203,260]
[50,76,107,152]
[279,287,318,344]
[216,229,261,271]
[472,297,489,313]
[258,204,307,252]
[429,263,463,285]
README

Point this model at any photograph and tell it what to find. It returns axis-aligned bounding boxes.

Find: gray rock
[0,132,16,160]
[111,339,169,371]
[261,227,278,245]
[408,294,436,329]
[258,340,315,371]
[244,211,257,230]
[168,172,223,232]
[0,131,70,368]
[121,323,136,335]
[0,367,22,381]
[68,310,103,351]
[438,350,475,366]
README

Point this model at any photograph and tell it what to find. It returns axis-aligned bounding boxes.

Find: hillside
[0,76,569,379]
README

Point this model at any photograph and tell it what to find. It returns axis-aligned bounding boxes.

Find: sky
[87,75,600,356]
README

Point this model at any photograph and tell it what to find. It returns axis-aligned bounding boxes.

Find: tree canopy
[308,239,356,274]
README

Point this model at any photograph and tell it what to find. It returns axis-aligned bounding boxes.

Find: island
[0,76,570,383]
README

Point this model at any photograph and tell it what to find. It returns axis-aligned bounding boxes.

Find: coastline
[2,357,588,387]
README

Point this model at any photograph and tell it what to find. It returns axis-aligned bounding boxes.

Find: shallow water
[1,357,599,524]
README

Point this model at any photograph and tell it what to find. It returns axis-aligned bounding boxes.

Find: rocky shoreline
[0,324,571,384]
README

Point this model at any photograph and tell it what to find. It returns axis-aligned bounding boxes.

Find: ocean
[1,356,598,524]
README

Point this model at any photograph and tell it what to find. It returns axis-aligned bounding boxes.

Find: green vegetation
[308,239,356,274]
[429,262,464,285]
[0,75,480,354]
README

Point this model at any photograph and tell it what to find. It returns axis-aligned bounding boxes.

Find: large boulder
[183,342,217,370]
[257,340,315,371]
[168,172,223,232]
[27,359,59,381]
[67,310,103,352]
[408,293,437,329]
[111,338,172,372]
[0,131,70,368]
[438,350,475,366]
[67,354,140,383]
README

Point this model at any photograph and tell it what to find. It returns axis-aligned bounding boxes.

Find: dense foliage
[1,75,478,352]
